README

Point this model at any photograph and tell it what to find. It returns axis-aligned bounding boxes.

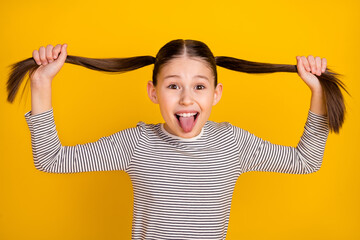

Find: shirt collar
[160,123,204,141]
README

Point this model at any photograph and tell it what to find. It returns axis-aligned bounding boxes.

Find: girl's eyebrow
[163,74,209,82]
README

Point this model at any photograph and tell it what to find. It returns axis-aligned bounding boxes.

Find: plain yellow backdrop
[0,0,359,239]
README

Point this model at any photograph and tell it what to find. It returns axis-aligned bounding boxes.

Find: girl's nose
[179,89,194,106]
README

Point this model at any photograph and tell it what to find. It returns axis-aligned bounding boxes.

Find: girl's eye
[196,85,205,90]
[167,84,179,89]
[167,84,205,90]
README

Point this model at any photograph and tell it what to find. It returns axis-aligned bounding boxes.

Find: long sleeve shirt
[24,108,329,240]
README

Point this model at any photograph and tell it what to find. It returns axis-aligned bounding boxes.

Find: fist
[30,43,68,85]
[296,55,327,92]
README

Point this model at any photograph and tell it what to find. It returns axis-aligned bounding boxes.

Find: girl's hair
[6,39,348,133]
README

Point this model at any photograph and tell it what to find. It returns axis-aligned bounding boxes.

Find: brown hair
[6,39,349,133]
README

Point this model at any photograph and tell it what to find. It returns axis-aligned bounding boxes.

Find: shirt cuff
[24,108,55,133]
[306,109,329,134]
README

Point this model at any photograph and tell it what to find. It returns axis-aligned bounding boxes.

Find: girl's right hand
[30,43,68,86]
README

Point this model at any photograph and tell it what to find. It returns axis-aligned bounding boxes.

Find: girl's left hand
[296,55,327,92]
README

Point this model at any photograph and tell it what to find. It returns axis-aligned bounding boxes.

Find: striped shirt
[24,108,329,240]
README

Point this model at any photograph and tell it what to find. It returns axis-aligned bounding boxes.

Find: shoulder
[206,120,232,130]
[206,120,245,132]
[110,121,151,140]
[205,120,235,138]
[135,121,158,131]
[134,121,161,138]
[206,120,249,139]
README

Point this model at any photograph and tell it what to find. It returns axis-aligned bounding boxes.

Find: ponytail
[6,55,156,104]
[215,56,348,134]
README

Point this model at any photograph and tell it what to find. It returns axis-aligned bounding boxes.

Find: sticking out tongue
[178,115,195,133]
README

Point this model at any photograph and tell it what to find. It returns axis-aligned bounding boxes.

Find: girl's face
[147,56,223,138]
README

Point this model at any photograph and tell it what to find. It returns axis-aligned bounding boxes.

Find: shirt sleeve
[24,108,144,174]
[230,110,330,175]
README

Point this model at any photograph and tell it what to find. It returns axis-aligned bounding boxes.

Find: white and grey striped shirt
[24,108,329,240]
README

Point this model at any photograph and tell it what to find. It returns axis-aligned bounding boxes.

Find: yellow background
[0,0,359,239]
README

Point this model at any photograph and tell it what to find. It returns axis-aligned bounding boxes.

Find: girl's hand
[30,43,68,86]
[296,55,327,93]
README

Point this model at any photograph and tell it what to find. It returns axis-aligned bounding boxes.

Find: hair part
[6,39,349,134]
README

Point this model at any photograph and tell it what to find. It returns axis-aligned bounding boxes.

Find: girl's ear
[213,83,223,106]
[147,80,158,104]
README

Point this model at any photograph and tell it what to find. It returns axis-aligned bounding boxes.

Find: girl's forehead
[162,57,210,69]
[157,57,215,82]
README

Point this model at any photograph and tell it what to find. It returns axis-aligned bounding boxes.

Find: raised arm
[232,55,330,175]
[26,43,143,174]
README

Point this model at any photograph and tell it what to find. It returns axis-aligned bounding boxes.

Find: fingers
[298,55,327,76]
[32,49,41,65]
[39,46,47,65]
[53,44,62,59]
[296,56,306,76]
[38,45,52,66]
[45,44,54,63]
[300,56,311,72]
[321,58,327,72]
[32,43,67,66]
[308,55,318,75]
[56,43,68,63]
[315,56,321,75]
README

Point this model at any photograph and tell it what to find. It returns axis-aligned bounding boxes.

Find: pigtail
[6,55,156,103]
[215,56,349,134]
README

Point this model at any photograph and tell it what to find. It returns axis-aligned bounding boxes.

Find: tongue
[179,116,195,133]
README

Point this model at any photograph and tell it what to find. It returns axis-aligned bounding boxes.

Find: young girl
[25,39,329,240]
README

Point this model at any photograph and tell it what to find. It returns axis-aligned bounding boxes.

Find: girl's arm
[232,55,330,175]
[26,44,144,173]
[309,87,327,116]
[31,84,52,116]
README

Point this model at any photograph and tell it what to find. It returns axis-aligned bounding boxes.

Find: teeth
[176,112,197,118]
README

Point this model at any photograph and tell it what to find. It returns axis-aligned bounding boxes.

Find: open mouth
[175,112,199,121]
[174,112,200,133]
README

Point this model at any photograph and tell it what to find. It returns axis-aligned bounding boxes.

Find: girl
[21,39,333,239]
